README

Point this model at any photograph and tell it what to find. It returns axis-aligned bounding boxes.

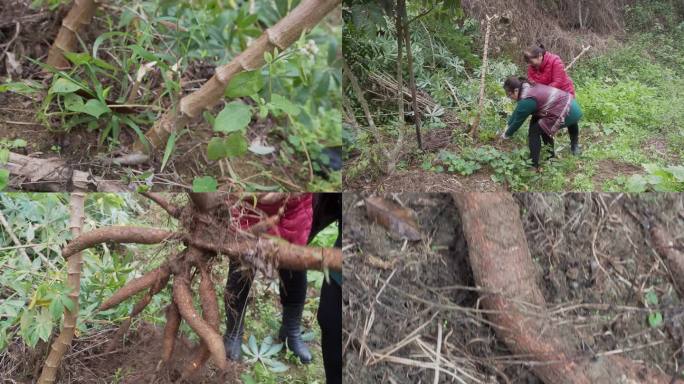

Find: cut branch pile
[38,193,341,381]
[367,71,462,131]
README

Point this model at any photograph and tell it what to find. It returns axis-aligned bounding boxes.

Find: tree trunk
[121,0,340,162]
[47,0,98,70]
[452,192,680,384]
[400,0,422,150]
[38,193,86,384]
[471,15,496,139]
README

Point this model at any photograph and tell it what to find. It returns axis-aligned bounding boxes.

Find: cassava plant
[117,0,342,164]
[37,192,342,382]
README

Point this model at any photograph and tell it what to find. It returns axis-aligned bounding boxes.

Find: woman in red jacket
[223,193,314,364]
[524,44,575,97]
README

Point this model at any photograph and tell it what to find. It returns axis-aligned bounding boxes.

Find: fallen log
[3,152,125,192]
[452,192,680,384]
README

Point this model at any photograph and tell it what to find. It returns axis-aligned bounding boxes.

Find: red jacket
[527,52,575,96]
[237,194,313,245]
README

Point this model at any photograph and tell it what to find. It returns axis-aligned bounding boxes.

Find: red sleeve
[527,65,537,83]
[548,56,566,89]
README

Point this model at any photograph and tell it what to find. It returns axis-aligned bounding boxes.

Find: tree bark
[47,0,98,70]
[120,0,341,162]
[471,14,497,139]
[650,225,684,295]
[452,192,680,384]
[400,0,423,150]
[38,193,86,384]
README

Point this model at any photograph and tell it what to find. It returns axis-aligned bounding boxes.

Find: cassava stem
[38,193,86,384]
[123,0,341,161]
[47,0,98,70]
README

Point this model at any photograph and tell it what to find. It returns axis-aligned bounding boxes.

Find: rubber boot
[224,307,245,361]
[224,266,251,361]
[571,141,581,156]
[279,304,312,364]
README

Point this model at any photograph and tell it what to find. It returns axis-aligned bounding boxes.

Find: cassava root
[452,193,681,384]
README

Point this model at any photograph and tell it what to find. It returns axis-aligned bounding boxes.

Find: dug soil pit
[343,193,684,383]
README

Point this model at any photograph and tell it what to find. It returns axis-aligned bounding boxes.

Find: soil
[593,159,642,186]
[343,193,684,383]
[0,1,325,192]
[1,322,241,383]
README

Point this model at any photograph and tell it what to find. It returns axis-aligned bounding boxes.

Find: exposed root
[161,303,181,362]
[62,227,177,258]
[141,192,181,218]
[173,266,227,370]
[99,264,171,311]
[650,225,684,295]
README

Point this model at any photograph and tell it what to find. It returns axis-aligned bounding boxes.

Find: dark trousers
[226,262,307,317]
[528,117,579,168]
[318,278,342,384]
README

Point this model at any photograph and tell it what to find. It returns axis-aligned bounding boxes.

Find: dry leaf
[366,254,394,270]
[365,196,422,241]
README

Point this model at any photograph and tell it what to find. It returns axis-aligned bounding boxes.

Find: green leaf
[160,132,177,172]
[192,176,218,192]
[270,94,300,116]
[240,374,257,384]
[35,308,53,342]
[0,148,9,163]
[207,137,227,161]
[248,334,258,355]
[648,312,663,328]
[265,358,288,373]
[0,169,9,190]
[224,133,248,157]
[645,290,659,306]
[225,70,265,98]
[49,78,82,94]
[625,174,648,192]
[214,101,252,133]
[11,139,27,148]
[667,165,684,182]
[63,52,93,66]
[81,99,110,118]
[64,93,85,112]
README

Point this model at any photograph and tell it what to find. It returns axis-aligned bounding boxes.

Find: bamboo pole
[47,0,98,70]
[118,0,341,163]
[38,193,86,384]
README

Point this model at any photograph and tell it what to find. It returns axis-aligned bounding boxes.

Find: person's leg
[541,131,555,159]
[224,260,253,361]
[568,123,580,155]
[527,120,543,168]
[318,279,342,384]
[279,269,312,363]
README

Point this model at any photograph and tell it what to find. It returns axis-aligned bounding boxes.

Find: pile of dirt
[343,193,683,383]
[1,322,241,383]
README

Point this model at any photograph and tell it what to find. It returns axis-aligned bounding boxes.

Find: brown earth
[343,193,684,383]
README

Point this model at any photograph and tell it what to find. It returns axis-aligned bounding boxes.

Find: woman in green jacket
[501,76,583,169]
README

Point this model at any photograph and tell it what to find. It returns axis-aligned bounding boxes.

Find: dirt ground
[343,193,684,383]
[0,1,325,191]
[1,323,241,383]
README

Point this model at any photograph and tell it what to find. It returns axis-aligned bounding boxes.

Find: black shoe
[224,309,245,361]
[571,143,581,156]
[279,304,312,364]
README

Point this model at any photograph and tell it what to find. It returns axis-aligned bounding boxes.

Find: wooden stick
[471,14,498,139]
[565,45,591,71]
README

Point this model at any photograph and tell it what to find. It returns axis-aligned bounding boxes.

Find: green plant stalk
[122,0,341,163]
[38,192,85,384]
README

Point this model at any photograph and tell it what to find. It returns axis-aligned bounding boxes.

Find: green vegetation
[343,0,684,191]
[0,0,341,192]
[0,194,333,382]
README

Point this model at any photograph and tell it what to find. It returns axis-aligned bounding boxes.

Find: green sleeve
[505,98,537,137]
